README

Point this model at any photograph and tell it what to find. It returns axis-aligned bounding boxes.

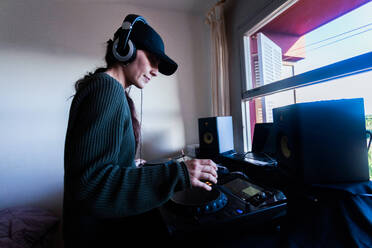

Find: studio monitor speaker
[198,116,234,157]
[273,98,369,184]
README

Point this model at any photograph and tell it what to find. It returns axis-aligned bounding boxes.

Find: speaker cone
[280,135,291,159]
[203,132,214,144]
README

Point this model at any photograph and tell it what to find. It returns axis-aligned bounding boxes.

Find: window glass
[291,2,372,78]
[245,1,372,90]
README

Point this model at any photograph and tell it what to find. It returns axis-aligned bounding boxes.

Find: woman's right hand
[184,159,218,191]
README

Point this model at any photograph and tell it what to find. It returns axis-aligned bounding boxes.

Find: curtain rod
[207,0,227,16]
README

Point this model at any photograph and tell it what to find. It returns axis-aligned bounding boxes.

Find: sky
[294,1,372,74]
[291,1,372,115]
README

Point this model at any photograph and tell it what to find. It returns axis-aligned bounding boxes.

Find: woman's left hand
[135,159,146,167]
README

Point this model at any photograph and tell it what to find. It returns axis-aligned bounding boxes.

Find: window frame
[242,52,372,100]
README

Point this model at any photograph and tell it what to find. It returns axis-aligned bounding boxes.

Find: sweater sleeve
[64,77,191,219]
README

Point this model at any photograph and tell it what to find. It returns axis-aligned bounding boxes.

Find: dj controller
[158,161,287,240]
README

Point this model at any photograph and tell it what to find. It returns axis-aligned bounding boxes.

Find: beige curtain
[206,0,230,116]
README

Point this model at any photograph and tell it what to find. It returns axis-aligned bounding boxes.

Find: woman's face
[124,50,159,89]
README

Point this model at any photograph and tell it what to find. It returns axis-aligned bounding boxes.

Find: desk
[160,160,372,247]
[158,163,287,247]
[158,200,284,247]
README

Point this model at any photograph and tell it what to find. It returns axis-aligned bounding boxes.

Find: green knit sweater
[63,72,190,228]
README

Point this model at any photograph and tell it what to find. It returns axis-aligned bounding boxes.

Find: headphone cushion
[112,38,136,63]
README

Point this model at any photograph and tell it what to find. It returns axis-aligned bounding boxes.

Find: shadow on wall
[141,117,186,161]
[174,15,212,146]
[0,1,120,59]
[1,185,64,218]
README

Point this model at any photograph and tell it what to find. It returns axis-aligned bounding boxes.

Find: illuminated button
[261,192,266,199]
[235,209,244,215]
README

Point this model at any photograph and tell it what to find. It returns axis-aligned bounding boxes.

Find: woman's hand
[184,159,218,191]
[135,159,146,167]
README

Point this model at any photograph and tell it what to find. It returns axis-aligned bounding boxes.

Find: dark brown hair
[74,39,140,152]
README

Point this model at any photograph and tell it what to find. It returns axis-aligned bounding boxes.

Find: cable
[282,23,372,61]
[140,88,143,162]
[288,22,372,54]
[287,28,372,60]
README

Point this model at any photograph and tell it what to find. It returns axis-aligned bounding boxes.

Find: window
[241,0,372,177]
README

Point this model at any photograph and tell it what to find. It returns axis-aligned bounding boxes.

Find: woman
[63,15,218,247]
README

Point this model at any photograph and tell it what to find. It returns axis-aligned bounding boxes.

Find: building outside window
[241,0,372,178]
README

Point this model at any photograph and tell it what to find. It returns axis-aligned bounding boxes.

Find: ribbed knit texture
[63,72,191,222]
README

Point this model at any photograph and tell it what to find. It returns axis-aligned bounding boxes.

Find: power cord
[140,88,143,162]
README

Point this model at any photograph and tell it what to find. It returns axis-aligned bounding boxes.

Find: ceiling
[65,0,218,14]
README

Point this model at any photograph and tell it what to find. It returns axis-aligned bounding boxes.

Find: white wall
[0,0,211,225]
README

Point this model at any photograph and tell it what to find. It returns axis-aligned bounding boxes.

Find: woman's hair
[74,39,141,152]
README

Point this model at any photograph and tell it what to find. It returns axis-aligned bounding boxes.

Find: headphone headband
[112,14,148,63]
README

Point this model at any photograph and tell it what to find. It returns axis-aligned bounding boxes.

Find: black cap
[126,21,178,76]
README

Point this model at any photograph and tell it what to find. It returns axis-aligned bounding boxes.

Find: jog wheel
[171,186,228,215]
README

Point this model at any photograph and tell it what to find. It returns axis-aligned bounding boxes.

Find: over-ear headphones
[112,14,148,63]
